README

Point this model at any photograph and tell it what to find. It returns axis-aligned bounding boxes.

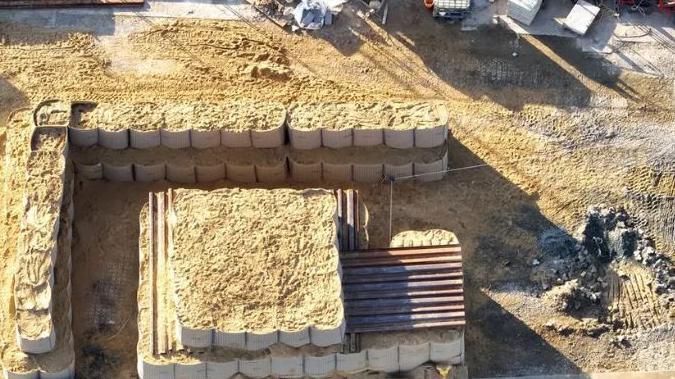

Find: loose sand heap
[169,188,343,334]
[288,101,448,130]
[13,130,68,354]
[73,101,286,131]
[390,229,459,248]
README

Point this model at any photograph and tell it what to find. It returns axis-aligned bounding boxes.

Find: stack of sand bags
[507,0,542,25]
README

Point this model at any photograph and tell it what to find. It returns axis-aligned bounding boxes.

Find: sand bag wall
[13,127,69,355]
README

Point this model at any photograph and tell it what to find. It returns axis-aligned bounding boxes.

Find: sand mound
[169,188,343,332]
[390,229,459,248]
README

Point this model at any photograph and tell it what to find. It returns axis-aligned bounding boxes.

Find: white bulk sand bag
[134,163,166,182]
[75,161,103,180]
[352,163,383,183]
[221,129,252,147]
[415,125,447,148]
[214,331,246,349]
[289,128,321,150]
[246,330,279,351]
[310,320,345,347]
[176,322,212,348]
[206,360,238,379]
[322,162,352,182]
[289,159,321,183]
[321,128,352,149]
[166,163,196,184]
[191,129,221,149]
[239,357,271,379]
[279,328,311,347]
[68,126,98,147]
[16,325,55,354]
[414,156,446,182]
[430,338,463,364]
[226,163,256,183]
[252,126,285,148]
[304,354,336,378]
[102,162,134,182]
[195,162,226,183]
[98,128,129,149]
[384,128,414,149]
[130,129,161,149]
[255,161,288,183]
[271,356,304,378]
[39,360,75,379]
[161,128,191,149]
[336,351,367,374]
[138,358,176,379]
[384,162,413,180]
[368,346,399,373]
[175,361,207,379]
[353,128,383,147]
[399,343,430,371]
[2,368,39,379]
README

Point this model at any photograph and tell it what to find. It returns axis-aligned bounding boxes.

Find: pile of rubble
[532,205,674,331]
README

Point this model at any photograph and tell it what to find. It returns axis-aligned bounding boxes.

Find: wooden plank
[343,279,463,292]
[347,319,465,333]
[341,255,462,267]
[335,189,343,251]
[349,311,465,325]
[156,192,167,355]
[341,245,461,258]
[346,304,465,316]
[346,189,355,251]
[354,190,360,250]
[148,193,155,355]
[344,288,464,300]
[342,271,463,284]
[344,262,463,276]
[346,296,464,309]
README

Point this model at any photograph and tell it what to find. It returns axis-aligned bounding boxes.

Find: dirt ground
[1,0,674,377]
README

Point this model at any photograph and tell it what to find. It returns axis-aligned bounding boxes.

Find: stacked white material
[563,0,600,35]
[13,127,68,354]
[507,0,542,26]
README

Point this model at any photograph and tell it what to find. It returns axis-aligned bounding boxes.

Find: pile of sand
[74,101,285,132]
[288,101,448,130]
[169,188,343,332]
[390,229,459,248]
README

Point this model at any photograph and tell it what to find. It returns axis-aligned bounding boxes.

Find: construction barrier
[191,129,221,149]
[310,320,346,347]
[102,162,134,182]
[384,129,414,149]
[138,358,176,379]
[175,361,207,379]
[251,125,285,148]
[245,331,279,351]
[74,161,103,180]
[239,357,271,379]
[288,159,321,182]
[206,360,238,378]
[2,369,40,379]
[130,129,161,149]
[353,128,383,147]
[384,162,413,179]
[176,322,212,348]
[278,328,311,347]
[226,163,257,183]
[98,128,129,149]
[430,336,464,365]
[271,356,304,378]
[352,163,383,183]
[322,162,352,182]
[255,162,287,183]
[166,163,196,184]
[161,129,191,149]
[213,331,246,349]
[40,362,75,379]
[134,163,166,182]
[398,343,430,371]
[367,346,399,373]
[322,128,352,149]
[221,130,252,147]
[195,163,226,183]
[413,151,448,182]
[304,354,335,378]
[288,128,321,150]
[414,125,447,148]
[16,327,56,355]
[68,127,98,147]
[336,351,367,374]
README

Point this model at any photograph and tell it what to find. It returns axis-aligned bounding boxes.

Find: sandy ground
[0,0,674,377]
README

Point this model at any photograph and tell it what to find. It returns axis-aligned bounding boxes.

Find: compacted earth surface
[0,0,673,377]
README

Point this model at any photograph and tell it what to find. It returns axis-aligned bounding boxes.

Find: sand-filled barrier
[288,102,449,150]
[13,127,68,355]
[70,101,287,149]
